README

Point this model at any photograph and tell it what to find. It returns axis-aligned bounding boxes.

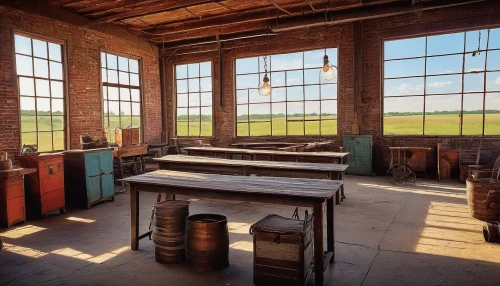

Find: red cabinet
[17,154,65,218]
[0,168,36,227]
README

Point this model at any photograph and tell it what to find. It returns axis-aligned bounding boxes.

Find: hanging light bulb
[258,56,271,96]
[320,54,337,82]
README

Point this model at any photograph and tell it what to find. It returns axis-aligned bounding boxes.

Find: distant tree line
[176,113,337,121]
[384,110,500,116]
[21,110,63,116]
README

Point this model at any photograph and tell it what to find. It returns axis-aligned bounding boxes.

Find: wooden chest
[0,168,36,227]
[115,128,140,147]
[16,154,65,218]
[250,214,313,286]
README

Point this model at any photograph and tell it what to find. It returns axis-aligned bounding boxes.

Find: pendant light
[319,4,338,83]
[258,55,271,96]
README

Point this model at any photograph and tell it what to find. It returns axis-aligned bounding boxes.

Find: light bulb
[319,54,337,82]
[258,73,271,96]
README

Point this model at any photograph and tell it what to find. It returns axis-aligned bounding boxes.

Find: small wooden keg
[185,213,229,271]
[152,200,190,264]
[466,177,500,221]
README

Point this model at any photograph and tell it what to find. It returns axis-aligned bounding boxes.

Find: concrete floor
[1,175,499,286]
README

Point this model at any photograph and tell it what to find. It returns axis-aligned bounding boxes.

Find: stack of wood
[80,135,108,150]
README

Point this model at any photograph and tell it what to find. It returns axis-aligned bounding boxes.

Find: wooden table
[113,144,148,180]
[183,146,349,164]
[389,147,432,177]
[155,155,348,204]
[121,170,341,286]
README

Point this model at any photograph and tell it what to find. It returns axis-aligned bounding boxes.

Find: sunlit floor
[1,175,500,286]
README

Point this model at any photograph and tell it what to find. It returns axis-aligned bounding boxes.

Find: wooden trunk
[0,175,25,227]
[250,214,313,286]
[466,178,500,221]
[16,154,65,218]
[115,128,140,147]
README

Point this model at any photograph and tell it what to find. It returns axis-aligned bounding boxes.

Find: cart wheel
[483,224,499,242]
[59,207,66,214]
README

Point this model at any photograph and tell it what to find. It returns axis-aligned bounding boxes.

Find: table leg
[130,184,139,251]
[327,196,334,263]
[314,203,324,285]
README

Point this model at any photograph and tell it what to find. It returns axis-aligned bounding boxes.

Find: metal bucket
[185,213,229,271]
[152,200,190,264]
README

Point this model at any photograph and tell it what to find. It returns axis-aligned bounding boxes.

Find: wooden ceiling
[44,0,487,46]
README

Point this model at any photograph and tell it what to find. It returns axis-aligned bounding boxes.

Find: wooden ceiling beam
[75,0,161,16]
[46,0,84,6]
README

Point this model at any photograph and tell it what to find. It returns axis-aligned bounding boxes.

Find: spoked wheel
[387,165,404,185]
[386,165,397,184]
[406,169,417,184]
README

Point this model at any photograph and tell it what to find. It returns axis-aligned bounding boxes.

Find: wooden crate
[250,214,313,286]
[115,128,140,147]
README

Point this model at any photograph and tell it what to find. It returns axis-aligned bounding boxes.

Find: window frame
[234,48,339,138]
[173,60,214,138]
[13,30,68,152]
[381,26,500,137]
[100,50,144,143]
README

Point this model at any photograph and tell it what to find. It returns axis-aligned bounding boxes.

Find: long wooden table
[155,155,348,204]
[183,146,349,164]
[121,170,341,286]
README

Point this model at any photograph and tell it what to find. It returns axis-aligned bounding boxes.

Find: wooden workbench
[113,144,148,180]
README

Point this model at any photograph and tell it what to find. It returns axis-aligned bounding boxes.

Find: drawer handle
[48,165,54,175]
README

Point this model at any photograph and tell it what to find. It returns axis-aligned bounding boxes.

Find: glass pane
[15,35,32,55]
[426,55,463,75]
[287,86,302,101]
[487,72,500,92]
[108,100,120,120]
[119,72,129,85]
[236,90,248,104]
[200,77,212,92]
[426,74,462,94]
[132,115,141,129]
[236,74,259,89]
[288,121,304,136]
[177,79,188,93]
[236,57,258,74]
[48,43,61,62]
[250,122,271,136]
[108,87,118,100]
[16,54,33,76]
[321,84,337,99]
[249,88,269,104]
[321,100,337,119]
[103,100,108,117]
[286,70,303,86]
[305,121,320,135]
[462,93,484,135]
[424,94,461,135]
[120,101,131,116]
[38,132,53,152]
[53,131,64,150]
[385,58,425,78]
[489,29,500,49]
[19,77,35,96]
[485,93,500,135]
[32,39,47,59]
[177,121,188,136]
[384,37,425,60]
[326,48,338,67]
[131,89,140,102]
[52,116,64,131]
[271,71,285,87]
[305,101,320,117]
[108,70,118,84]
[271,87,286,102]
[200,107,212,136]
[201,92,212,106]
[236,105,248,122]
[384,96,424,135]
[21,115,36,132]
[37,98,51,114]
[271,103,286,136]
[20,97,35,116]
[287,102,303,119]
[52,98,64,114]
[37,116,51,131]
[428,33,464,56]
[464,73,484,92]
[129,59,139,73]
[51,81,63,98]
[384,77,424,96]
[188,121,200,137]
[271,52,303,71]
[321,120,337,135]
[50,62,63,80]
[305,85,320,100]
[21,132,37,146]
[130,73,139,86]
[101,68,107,82]
[189,93,200,106]
[35,79,50,97]
[249,103,270,121]
[188,63,199,77]
[118,57,128,72]
[132,102,140,116]
[34,58,49,78]
[237,123,249,136]
[200,62,211,77]
[176,65,187,79]
[304,49,324,68]
[103,86,107,100]
[465,30,488,52]
[304,69,319,85]
[177,94,188,108]
[487,50,500,71]
[121,116,132,129]
[188,78,200,92]
[465,52,485,73]
[120,88,130,101]
[107,54,117,69]
[101,53,107,68]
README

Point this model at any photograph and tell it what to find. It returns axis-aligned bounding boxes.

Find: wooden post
[130,184,139,250]
[327,197,334,263]
[313,203,324,285]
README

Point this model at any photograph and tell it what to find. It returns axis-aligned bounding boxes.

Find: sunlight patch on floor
[0,225,47,239]
[66,217,96,223]
[2,242,48,258]
[357,183,466,199]
[51,246,129,263]
[229,241,253,252]
[228,222,251,234]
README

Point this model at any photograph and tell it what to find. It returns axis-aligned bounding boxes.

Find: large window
[14,33,66,152]
[383,28,500,136]
[101,52,141,143]
[235,48,338,136]
[175,62,213,137]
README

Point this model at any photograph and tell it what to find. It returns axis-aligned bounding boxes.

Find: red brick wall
[0,5,162,153]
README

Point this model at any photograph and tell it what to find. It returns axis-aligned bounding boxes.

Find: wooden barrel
[185,213,229,271]
[466,179,500,221]
[152,200,190,264]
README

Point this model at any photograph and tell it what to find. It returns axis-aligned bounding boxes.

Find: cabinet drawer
[7,196,25,226]
[40,174,64,194]
[41,188,65,214]
[6,178,24,200]
[39,160,64,178]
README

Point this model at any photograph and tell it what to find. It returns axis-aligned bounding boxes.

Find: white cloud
[468,68,483,72]
[271,59,302,70]
[428,81,452,88]
[415,84,424,91]
[496,77,500,85]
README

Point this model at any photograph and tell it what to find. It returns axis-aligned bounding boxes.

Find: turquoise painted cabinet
[342,135,373,175]
[64,148,114,208]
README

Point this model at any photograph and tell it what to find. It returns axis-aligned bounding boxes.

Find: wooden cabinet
[0,168,36,227]
[64,148,115,208]
[16,154,65,218]
[342,135,373,175]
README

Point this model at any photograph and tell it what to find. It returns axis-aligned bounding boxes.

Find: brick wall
[0,5,162,154]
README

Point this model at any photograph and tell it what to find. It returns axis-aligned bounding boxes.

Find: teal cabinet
[342,135,373,176]
[64,148,115,208]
